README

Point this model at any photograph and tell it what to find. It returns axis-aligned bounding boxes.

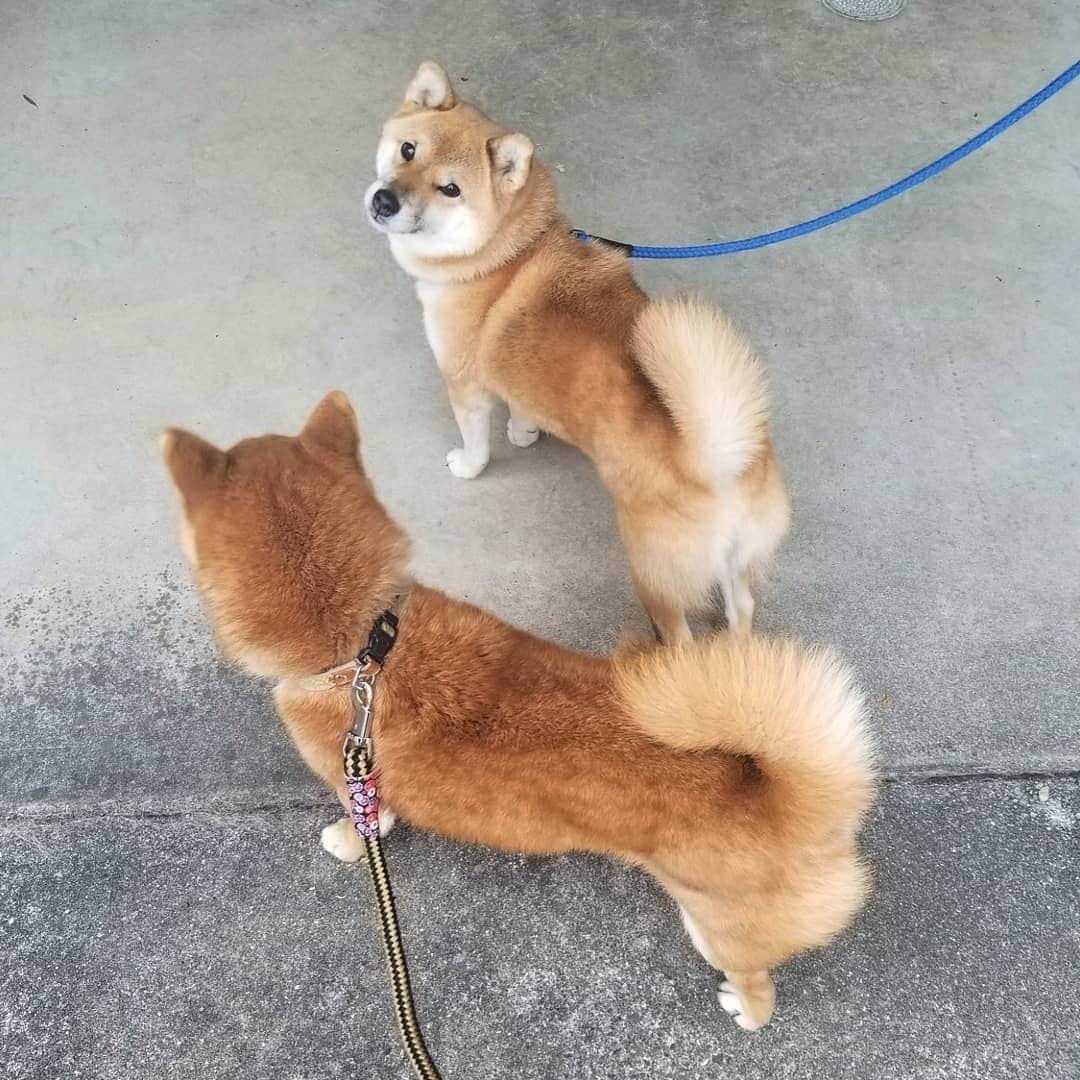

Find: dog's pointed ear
[403,61,456,111]
[487,133,534,193]
[161,429,226,502]
[300,391,360,460]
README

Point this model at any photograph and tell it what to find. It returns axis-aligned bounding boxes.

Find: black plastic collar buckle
[357,608,399,670]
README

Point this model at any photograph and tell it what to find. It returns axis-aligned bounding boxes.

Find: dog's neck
[227,574,410,685]
[390,165,562,286]
[221,520,414,683]
[279,594,407,694]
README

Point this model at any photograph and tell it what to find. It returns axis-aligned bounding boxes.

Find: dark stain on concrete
[1,573,313,807]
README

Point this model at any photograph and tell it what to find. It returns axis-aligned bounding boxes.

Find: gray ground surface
[2,1,1078,1077]
[4,782,1079,1080]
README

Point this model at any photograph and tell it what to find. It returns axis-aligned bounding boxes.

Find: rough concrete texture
[4,782,1079,1080]
[2,0,1079,1077]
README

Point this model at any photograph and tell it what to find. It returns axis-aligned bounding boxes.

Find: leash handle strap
[344,741,443,1080]
[341,602,443,1080]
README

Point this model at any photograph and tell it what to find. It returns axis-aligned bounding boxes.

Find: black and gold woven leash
[342,608,443,1080]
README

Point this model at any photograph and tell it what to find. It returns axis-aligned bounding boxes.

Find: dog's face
[162,392,409,678]
[365,61,534,259]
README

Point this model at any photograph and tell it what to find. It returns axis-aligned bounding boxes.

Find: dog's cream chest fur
[415,280,450,366]
[416,280,470,378]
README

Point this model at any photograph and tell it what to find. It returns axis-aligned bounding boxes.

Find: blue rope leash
[572,58,1080,259]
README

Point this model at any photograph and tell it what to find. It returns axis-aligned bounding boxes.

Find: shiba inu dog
[162,392,874,1032]
[366,61,791,642]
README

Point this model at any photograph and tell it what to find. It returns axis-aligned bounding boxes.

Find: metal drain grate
[822,0,906,19]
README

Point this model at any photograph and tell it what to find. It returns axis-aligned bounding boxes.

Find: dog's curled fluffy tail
[616,635,875,835]
[632,296,769,483]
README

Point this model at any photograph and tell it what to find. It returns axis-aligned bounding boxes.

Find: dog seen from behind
[365,61,791,642]
[162,392,874,1031]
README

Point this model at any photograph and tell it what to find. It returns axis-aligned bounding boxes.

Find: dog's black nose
[371,188,400,219]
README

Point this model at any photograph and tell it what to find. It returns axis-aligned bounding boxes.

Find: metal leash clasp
[347,665,377,754]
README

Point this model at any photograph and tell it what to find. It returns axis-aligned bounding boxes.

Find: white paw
[507,417,540,448]
[445,447,487,479]
[378,807,397,837]
[718,982,765,1032]
[320,817,366,863]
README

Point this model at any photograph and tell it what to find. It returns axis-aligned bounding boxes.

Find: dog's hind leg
[507,404,540,448]
[631,571,691,644]
[678,903,712,960]
[665,882,777,1030]
[717,566,754,636]
[718,969,776,1032]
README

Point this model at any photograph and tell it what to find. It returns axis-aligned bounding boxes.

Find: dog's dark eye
[439,183,461,198]
[401,142,415,162]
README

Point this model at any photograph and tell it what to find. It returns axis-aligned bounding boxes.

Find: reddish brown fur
[162,393,874,1030]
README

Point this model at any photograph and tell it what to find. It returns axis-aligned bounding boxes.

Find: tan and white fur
[366,61,791,642]
[162,392,874,1032]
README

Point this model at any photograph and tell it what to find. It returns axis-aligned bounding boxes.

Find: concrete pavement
[4,781,1078,1079]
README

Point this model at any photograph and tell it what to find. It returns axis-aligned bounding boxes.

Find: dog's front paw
[507,417,540,448]
[320,817,366,863]
[446,448,487,479]
[378,807,397,837]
